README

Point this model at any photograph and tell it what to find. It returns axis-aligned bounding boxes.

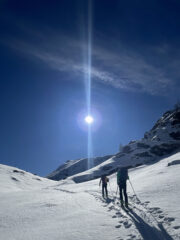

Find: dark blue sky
[0,0,180,176]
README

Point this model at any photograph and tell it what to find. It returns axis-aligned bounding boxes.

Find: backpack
[101,176,109,184]
[105,177,109,183]
[117,167,128,183]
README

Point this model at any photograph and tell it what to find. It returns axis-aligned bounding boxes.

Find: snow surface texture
[0,153,180,240]
[47,107,180,182]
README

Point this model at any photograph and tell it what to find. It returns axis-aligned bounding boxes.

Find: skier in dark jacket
[99,175,109,198]
[117,167,129,207]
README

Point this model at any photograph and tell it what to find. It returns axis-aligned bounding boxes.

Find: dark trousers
[102,184,108,197]
[119,182,128,204]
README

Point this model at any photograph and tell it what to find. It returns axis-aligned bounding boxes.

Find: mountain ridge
[47,106,180,182]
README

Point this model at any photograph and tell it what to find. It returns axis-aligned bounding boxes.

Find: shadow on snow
[126,209,174,240]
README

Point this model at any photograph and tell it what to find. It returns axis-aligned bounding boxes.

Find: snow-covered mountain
[48,106,180,182]
[47,155,113,181]
[0,153,180,240]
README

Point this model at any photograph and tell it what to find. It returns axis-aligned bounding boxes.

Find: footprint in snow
[119,220,124,223]
[108,206,115,211]
[123,221,132,228]
[127,234,136,238]
[11,177,19,181]
[164,217,175,222]
[115,212,122,216]
[39,203,58,208]
[112,215,117,218]
[115,225,121,228]
[149,207,161,212]
[156,210,163,214]
[173,226,180,229]
[142,201,150,207]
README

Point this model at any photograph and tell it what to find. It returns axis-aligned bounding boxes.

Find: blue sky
[0,0,180,176]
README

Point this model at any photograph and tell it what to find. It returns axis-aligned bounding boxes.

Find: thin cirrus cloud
[6,32,179,96]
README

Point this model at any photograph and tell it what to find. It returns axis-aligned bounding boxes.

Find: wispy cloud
[4,30,180,96]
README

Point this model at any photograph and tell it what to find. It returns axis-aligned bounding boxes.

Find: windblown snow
[0,152,180,240]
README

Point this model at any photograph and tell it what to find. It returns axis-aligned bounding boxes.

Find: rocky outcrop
[168,160,180,166]
[137,143,150,149]
[135,152,152,158]
[170,132,180,140]
[122,146,132,153]
[150,143,180,156]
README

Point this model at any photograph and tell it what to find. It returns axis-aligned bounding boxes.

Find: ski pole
[116,185,118,196]
[108,182,114,198]
[128,179,140,202]
[128,179,161,228]
[128,179,136,196]
[114,185,119,203]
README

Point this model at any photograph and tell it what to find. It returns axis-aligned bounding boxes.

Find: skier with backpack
[99,175,109,198]
[117,167,129,207]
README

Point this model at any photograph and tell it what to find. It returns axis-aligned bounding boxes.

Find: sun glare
[85,115,94,124]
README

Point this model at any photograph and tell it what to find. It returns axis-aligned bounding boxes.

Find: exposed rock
[144,158,157,164]
[170,111,180,125]
[135,152,152,158]
[174,111,180,120]
[94,155,112,165]
[101,165,113,171]
[135,163,143,167]
[137,143,150,149]
[170,132,180,140]
[163,110,172,117]
[150,143,180,156]
[144,132,149,139]
[115,153,125,158]
[122,146,132,153]
[167,160,180,166]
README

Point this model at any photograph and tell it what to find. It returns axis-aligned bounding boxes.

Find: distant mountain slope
[47,106,180,182]
[47,155,112,180]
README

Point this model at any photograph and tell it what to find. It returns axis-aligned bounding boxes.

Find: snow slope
[47,155,112,181]
[0,152,180,240]
[0,164,54,193]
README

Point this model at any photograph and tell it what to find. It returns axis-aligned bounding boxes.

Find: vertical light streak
[87,0,93,169]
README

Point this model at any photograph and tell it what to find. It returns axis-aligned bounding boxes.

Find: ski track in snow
[87,190,179,240]
[0,152,180,240]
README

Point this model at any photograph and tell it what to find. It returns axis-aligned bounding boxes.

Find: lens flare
[85,115,94,124]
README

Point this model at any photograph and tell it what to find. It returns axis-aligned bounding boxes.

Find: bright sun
[85,115,94,124]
